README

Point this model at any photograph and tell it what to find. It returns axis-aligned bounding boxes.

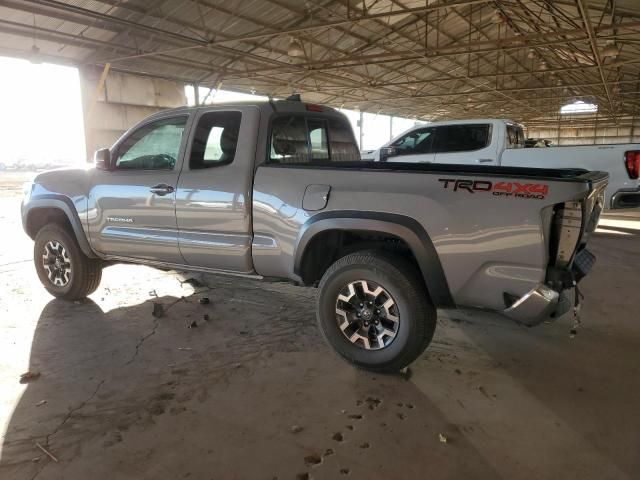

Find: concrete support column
[79,67,187,161]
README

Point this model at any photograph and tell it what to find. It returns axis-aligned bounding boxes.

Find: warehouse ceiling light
[602,41,620,58]
[560,100,598,114]
[287,38,305,58]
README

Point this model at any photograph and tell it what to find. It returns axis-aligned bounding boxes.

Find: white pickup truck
[361,118,640,209]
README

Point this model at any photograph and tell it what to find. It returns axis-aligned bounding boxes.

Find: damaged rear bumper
[502,284,560,326]
[504,248,596,327]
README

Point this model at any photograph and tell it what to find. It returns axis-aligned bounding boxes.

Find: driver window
[391,128,434,155]
[116,117,187,170]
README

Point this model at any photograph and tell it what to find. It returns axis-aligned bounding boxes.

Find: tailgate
[546,171,607,292]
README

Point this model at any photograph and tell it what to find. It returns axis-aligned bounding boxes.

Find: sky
[0,55,424,167]
[0,56,86,165]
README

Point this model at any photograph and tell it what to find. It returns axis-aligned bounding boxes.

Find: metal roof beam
[576,0,617,119]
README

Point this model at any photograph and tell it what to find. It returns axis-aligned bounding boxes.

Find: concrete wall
[525,115,640,145]
[79,67,186,161]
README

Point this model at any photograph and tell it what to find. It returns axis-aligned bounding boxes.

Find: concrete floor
[1,172,639,480]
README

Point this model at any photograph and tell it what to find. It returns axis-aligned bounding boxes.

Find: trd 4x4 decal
[438,178,549,200]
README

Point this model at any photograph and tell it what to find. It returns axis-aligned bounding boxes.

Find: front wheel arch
[24,197,96,259]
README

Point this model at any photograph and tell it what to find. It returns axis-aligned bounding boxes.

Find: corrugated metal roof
[0,0,638,123]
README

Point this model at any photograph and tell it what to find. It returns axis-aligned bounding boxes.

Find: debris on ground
[438,433,448,444]
[364,396,381,410]
[149,289,158,298]
[181,277,204,288]
[19,371,40,384]
[188,321,198,329]
[35,442,58,462]
[399,366,412,380]
[35,400,47,407]
[478,386,492,400]
[304,454,322,466]
[152,302,165,318]
[178,347,193,351]
[323,448,334,457]
[199,297,210,305]
[332,432,344,442]
[290,425,303,434]
[203,314,210,322]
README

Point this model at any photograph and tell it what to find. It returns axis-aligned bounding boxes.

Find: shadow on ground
[1,278,502,480]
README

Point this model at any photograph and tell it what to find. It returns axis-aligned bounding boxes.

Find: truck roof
[420,118,522,127]
[157,99,341,116]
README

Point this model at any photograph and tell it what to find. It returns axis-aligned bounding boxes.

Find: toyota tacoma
[22,99,608,372]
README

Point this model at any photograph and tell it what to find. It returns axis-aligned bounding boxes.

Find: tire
[317,250,436,373]
[34,224,102,300]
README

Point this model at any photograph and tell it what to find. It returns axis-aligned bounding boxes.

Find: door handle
[150,184,175,196]
[477,158,493,163]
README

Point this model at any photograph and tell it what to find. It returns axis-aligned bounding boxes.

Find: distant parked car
[361,118,640,209]
[525,138,553,148]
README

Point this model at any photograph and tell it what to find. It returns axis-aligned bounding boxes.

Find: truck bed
[252,162,608,311]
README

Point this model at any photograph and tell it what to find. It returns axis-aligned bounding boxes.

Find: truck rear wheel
[317,251,436,373]
[34,224,102,300]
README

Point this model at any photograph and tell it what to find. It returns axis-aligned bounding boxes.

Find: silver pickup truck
[21,99,608,372]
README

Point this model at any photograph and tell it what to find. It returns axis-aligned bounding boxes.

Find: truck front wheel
[317,251,436,373]
[34,224,102,300]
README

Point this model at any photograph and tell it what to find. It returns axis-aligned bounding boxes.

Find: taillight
[624,150,640,179]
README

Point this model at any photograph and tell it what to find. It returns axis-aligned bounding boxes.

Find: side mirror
[379,146,397,162]
[94,148,112,171]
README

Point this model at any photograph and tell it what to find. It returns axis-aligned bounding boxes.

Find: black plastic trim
[23,195,97,259]
[261,161,608,183]
[611,187,640,209]
[294,210,455,308]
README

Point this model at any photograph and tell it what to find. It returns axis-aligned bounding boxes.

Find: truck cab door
[175,106,259,273]
[385,127,436,163]
[87,114,190,264]
[433,124,497,165]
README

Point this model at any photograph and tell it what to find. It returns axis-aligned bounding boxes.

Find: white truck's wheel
[317,250,436,373]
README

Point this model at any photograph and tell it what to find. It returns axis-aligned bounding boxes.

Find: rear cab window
[190,111,242,169]
[269,115,360,164]
[506,124,525,149]
[433,124,491,153]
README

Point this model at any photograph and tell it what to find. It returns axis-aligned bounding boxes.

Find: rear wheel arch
[294,211,454,308]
